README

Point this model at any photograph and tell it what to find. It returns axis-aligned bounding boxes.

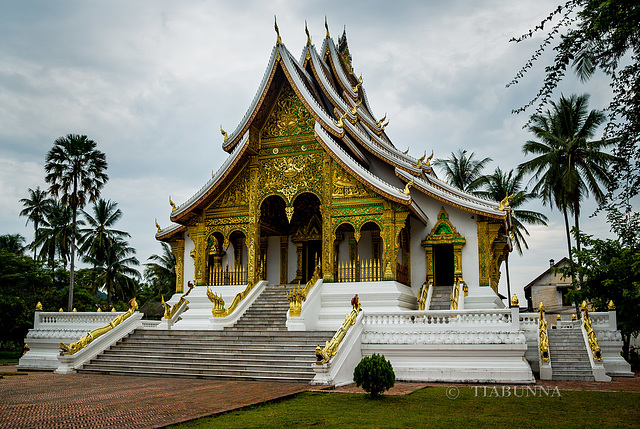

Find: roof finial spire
[324,16,330,38]
[220,125,229,143]
[305,20,311,46]
[274,15,282,45]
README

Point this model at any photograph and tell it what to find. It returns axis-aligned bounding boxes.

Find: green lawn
[169,387,640,429]
[0,351,21,364]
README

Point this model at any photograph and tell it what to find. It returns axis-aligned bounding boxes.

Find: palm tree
[477,168,549,254]
[433,150,492,194]
[44,134,108,311]
[520,94,617,257]
[0,234,26,254]
[144,242,176,299]
[79,199,130,266]
[476,168,549,300]
[19,187,54,260]
[84,239,140,306]
[30,201,77,266]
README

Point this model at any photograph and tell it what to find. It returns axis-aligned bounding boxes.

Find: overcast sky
[0,0,623,302]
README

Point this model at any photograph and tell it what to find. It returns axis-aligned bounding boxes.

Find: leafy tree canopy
[508,0,640,205]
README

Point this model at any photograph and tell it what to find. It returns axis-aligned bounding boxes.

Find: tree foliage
[433,150,492,194]
[44,134,108,311]
[353,353,395,397]
[144,242,176,300]
[508,0,640,205]
[557,225,640,358]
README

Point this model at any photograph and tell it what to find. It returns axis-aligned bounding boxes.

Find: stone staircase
[548,328,595,381]
[429,285,452,310]
[78,284,334,383]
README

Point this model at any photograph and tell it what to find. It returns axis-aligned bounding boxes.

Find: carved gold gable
[332,162,371,199]
[261,83,315,139]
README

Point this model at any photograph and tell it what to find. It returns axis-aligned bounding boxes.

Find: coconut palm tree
[44,134,108,311]
[144,242,176,299]
[19,187,54,260]
[30,201,78,266]
[476,168,549,300]
[433,150,492,194]
[476,167,549,254]
[0,234,26,254]
[519,94,617,258]
[79,199,130,266]
[84,239,140,306]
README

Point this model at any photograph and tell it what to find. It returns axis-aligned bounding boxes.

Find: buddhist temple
[20,21,631,386]
[155,21,512,307]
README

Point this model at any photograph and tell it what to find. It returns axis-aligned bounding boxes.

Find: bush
[353,353,395,397]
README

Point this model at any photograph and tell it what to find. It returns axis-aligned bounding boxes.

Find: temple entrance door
[433,244,454,286]
[290,192,322,284]
[302,240,322,282]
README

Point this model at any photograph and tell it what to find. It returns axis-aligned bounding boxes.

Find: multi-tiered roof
[157,22,505,240]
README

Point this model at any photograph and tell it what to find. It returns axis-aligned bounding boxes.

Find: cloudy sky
[0,0,621,301]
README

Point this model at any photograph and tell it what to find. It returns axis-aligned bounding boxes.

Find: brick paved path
[0,370,306,429]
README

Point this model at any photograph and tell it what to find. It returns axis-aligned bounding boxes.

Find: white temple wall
[266,236,280,285]
[337,232,350,263]
[222,243,235,270]
[184,231,195,287]
[359,231,373,260]
[410,192,481,293]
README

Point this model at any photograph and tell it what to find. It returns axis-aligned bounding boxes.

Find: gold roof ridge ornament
[335,109,348,128]
[169,196,176,212]
[498,192,514,211]
[415,151,426,168]
[402,147,409,155]
[155,219,162,234]
[274,15,282,45]
[350,100,362,115]
[425,150,434,167]
[402,177,414,195]
[376,113,387,128]
[220,125,229,143]
[352,74,363,92]
[324,16,330,38]
[380,119,389,131]
[305,20,311,46]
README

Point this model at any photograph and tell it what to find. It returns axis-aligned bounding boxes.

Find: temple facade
[20,22,630,386]
[156,24,512,309]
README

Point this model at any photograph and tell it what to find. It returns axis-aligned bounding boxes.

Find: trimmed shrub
[353,353,395,397]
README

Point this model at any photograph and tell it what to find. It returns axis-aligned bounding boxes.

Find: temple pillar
[247,157,259,283]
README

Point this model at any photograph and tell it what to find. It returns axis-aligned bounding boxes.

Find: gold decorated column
[247,157,259,283]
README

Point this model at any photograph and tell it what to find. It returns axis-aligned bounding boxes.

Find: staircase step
[80,284,332,383]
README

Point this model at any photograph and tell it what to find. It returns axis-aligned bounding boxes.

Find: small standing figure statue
[351,293,359,309]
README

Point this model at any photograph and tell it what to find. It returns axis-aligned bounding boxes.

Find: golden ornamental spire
[381,119,389,131]
[402,147,409,155]
[324,16,330,38]
[305,20,311,46]
[274,15,282,45]
[155,219,161,234]
[376,113,387,128]
[220,125,229,143]
[169,196,176,212]
[402,177,414,195]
